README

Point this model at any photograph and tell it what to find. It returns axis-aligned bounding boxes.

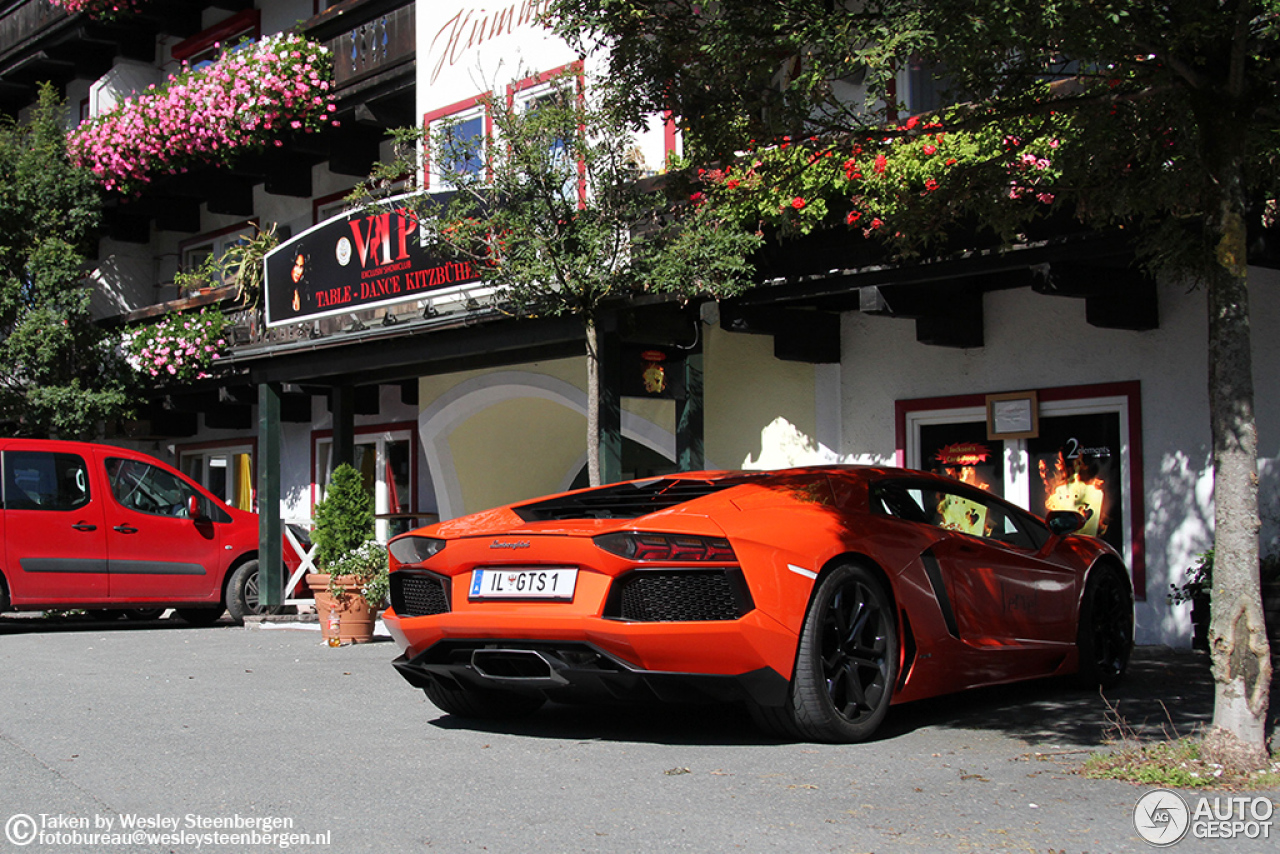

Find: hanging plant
[50,1,148,20]
[119,306,231,383]
[66,32,336,194]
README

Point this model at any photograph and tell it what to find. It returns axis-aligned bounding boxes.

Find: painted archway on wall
[418,370,676,519]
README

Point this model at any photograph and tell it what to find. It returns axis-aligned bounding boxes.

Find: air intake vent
[514,475,763,521]
[607,569,752,622]
[392,572,450,617]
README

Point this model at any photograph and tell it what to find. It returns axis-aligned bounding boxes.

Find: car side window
[106,457,199,517]
[935,487,1042,550]
[1,451,92,512]
[871,482,930,524]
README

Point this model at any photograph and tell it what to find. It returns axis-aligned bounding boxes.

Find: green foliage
[325,539,389,610]
[311,464,375,570]
[553,0,1280,277]
[1084,736,1280,790]
[218,222,278,308]
[1169,549,1280,604]
[171,223,277,307]
[0,84,129,438]
[119,306,231,383]
[363,71,762,315]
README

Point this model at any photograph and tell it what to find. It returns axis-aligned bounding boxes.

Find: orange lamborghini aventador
[384,466,1133,743]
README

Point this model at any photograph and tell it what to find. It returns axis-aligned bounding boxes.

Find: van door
[1,448,109,604]
[99,454,225,603]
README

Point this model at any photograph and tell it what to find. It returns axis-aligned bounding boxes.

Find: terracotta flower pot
[306,573,380,644]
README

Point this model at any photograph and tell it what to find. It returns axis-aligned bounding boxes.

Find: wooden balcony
[0,0,255,114]
[302,0,415,128]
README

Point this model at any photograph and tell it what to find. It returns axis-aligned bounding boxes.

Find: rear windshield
[513,475,761,521]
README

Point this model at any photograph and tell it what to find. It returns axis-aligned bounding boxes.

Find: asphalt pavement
[0,612,1276,853]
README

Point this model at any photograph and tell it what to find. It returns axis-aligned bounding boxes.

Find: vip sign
[263,195,480,327]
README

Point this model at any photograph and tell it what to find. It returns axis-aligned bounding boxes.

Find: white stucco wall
[835,268,1280,646]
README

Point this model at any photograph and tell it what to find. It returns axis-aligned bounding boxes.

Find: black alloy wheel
[1076,564,1133,688]
[789,563,898,743]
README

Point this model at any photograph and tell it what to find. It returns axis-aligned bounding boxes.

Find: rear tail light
[594,532,736,562]
[388,535,447,566]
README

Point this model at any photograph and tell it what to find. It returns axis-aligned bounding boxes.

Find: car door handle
[113,524,138,534]
[72,522,97,532]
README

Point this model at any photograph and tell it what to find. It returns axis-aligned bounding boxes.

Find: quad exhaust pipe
[470,648,569,687]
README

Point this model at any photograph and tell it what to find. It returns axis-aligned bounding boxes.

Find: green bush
[312,463,374,570]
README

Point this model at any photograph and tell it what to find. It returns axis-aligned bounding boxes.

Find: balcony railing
[305,0,414,101]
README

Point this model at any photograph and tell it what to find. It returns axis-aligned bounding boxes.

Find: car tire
[175,607,224,627]
[1075,563,1133,689]
[787,563,898,743]
[225,560,283,626]
[422,679,546,719]
[124,608,165,621]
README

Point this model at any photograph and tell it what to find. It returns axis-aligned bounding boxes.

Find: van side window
[106,457,199,517]
[1,451,91,511]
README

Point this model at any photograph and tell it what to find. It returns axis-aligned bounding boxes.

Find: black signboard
[263,194,480,327]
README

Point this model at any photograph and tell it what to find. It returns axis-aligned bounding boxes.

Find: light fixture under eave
[464,296,481,311]
[422,302,439,319]
[382,309,398,326]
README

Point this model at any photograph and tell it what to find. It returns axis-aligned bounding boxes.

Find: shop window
[313,423,417,542]
[897,381,1146,598]
[179,443,255,511]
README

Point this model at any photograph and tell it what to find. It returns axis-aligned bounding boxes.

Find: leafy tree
[551,1,1279,762]
[0,84,129,437]
[363,72,760,486]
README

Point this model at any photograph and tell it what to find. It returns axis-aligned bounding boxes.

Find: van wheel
[226,560,283,625]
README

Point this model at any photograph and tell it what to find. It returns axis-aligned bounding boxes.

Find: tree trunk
[1205,173,1272,764]
[585,313,601,487]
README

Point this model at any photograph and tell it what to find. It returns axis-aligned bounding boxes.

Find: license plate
[469,567,578,600]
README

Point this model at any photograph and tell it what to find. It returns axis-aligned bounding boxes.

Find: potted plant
[1170,550,1280,652]
[321,540,389,645]
[1169,550,1213,651]
[307,462,379,644]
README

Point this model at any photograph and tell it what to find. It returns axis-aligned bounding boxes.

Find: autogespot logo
[1134,789,1191,846]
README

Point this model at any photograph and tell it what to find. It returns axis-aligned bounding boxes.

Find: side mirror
[1046,510,1085,537]
[187,494,203,520]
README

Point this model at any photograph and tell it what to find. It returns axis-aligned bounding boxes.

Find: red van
[0,439,299,624]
